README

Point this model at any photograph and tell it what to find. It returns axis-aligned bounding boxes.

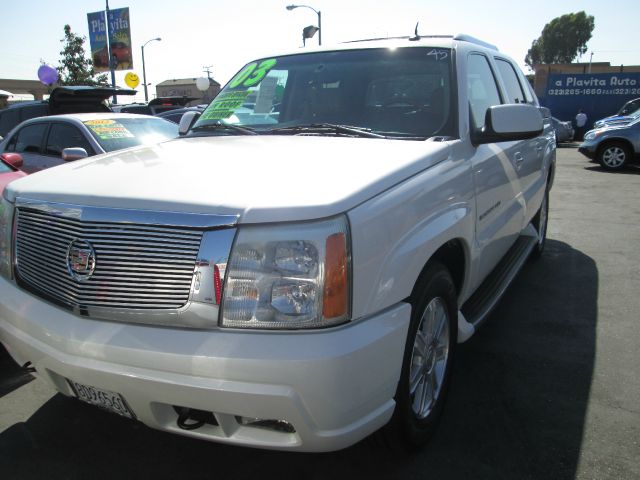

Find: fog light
[236,416,296,433]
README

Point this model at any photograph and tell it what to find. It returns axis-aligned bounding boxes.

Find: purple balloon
[38,64,58,86]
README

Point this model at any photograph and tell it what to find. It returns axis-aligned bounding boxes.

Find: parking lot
[1,146,639,480]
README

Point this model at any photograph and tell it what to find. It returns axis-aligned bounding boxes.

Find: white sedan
[0,113,178,173]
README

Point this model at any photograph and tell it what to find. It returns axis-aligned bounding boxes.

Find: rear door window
[494,59,527,104]
[9,123,48,153]
[45,123,94,156]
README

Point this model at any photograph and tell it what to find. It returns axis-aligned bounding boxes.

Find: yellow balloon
[125,72,140,88]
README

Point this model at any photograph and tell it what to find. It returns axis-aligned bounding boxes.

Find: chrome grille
[15,207,203,310]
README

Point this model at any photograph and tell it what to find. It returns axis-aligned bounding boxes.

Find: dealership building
[156,78,221,106]
[533,62,640,125]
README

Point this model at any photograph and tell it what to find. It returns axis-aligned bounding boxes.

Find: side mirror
[179,111,201,135]
[539,106,551,119]
[472,104,543,145]
[62,147,89,162]
[1,152,23,168]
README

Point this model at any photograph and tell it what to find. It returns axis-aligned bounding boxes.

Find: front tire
[598,142,630,171]
[384,262,457,450]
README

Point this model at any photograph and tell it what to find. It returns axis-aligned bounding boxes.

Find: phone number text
[547,88,640,96]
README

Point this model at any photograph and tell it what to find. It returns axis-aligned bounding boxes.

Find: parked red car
[0,153,26,194]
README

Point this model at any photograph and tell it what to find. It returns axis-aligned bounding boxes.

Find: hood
[5,135,451,224]
[596,115,632,125]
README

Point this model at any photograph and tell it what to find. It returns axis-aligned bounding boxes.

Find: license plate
[67,379,136,419]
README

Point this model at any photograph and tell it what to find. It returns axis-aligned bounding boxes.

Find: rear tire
[382,262,457,450]
[530,185,549,260]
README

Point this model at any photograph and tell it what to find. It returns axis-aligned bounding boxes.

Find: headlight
[221,216,350,329]
[0,195,15,280]
[583,130,599,140]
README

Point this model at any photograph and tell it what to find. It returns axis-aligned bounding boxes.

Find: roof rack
[341,36,411,44]
[453,33,498,51]
[341,33,498,51]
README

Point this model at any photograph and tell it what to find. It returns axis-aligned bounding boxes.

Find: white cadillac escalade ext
[0,34,555,452]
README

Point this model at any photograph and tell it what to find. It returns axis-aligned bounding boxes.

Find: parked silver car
[0,113,178,173]
[578,118,640,170]
[551,117,574,144]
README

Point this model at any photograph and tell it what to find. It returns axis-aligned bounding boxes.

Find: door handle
[514,152,524,168]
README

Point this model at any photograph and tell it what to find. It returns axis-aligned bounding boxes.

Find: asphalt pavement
[1,145,639,479]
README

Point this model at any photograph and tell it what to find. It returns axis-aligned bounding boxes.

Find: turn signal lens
[323,233,348,319]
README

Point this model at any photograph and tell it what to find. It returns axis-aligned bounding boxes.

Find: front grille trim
[12,198,238,329]
[15,206,202,312]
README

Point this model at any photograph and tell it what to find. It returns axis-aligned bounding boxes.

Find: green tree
[525,11,595,69]
[57,24,109,86]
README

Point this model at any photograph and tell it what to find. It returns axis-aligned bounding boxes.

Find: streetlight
[286,4,321,46]
[141,37,161,102]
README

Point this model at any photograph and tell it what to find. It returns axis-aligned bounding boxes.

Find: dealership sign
[87,7,133,72]
[541,73,640,124]
[546,73,640,97]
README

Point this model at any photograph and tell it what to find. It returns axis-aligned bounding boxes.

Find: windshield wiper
[264,123,387,139]
[190,122,258,136]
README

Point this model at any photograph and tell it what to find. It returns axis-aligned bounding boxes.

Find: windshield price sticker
[427,49,448,61]
[84,120,134,139]
[229,58,277,89]
[201,90,251,120]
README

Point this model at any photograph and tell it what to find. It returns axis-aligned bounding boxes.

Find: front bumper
[0,277,410,452]
[578,143,597,159]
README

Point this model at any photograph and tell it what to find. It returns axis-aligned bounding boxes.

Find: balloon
[196,77,210,92]
[125,72,140,88]
[38,64,58,86]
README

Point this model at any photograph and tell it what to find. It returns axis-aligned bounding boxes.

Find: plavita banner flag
[87,11,109,72]
[86,7,133,72]
[107,7,133,71]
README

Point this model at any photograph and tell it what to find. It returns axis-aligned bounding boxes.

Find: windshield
[193,47,455,139]
[83,117,178,152]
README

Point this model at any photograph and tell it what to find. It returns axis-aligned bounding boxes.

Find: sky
[1,0,639,103]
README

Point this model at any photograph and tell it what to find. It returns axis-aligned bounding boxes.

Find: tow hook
[22,361,37,374]
[175,406,217,431]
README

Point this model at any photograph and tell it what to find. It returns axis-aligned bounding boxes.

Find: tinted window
[0,109,20,137]
[467,54,502,130]
[0,161,10,173]
[160,112,184,124]
[121,105,150,115]
[10,123,48,153]
[46,123,94,156]
[495,59,526,104]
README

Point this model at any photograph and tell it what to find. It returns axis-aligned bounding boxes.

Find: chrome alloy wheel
[409,296,450,419]
[602,146,626,168]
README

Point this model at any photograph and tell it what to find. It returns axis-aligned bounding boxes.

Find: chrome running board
[461,225,538,331]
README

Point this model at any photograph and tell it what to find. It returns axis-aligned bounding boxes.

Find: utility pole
[105,0,117,103]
